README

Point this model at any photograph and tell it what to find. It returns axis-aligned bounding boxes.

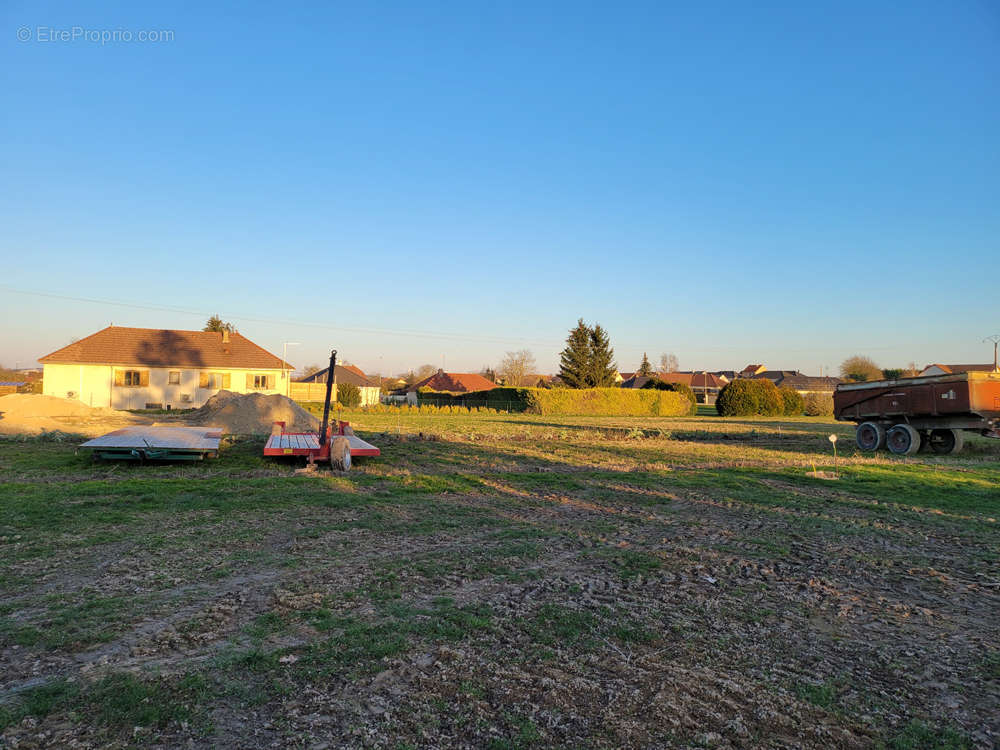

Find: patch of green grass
[981,650,1000,680]
[242,611,289,640]
[0,678,79,731]
[615,549,662,579]
[0,671,209,735]
[487,712,543,749]
[795,679,839,709]
[0,616,45,647]
[88,671,207,729]
[525,603,655,653]
[300,598,493,677]
[1,594,138,650]
[882,720,971,749]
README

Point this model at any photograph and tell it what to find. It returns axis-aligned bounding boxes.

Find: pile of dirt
[187,391,318,435]
[0,394,140,435]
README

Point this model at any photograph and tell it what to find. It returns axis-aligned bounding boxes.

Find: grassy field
[1,411,998,748]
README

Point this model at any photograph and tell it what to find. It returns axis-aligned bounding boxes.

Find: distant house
[294,365,381,406]
[752,370,842,394]
[406,369,496,404]
[620,374,668,389]
[39,326,292,409]
[621,371,725,403]
[920,364,997,377]
[740,364,767,377]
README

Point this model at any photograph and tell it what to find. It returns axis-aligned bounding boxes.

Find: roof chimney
[222,330,230,344]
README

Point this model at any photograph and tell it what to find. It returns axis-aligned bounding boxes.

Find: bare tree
[840,355,882,382]
[399,367,436,387]
[498,349,536,387]
[302,364,323,377]
[659,352,679,373]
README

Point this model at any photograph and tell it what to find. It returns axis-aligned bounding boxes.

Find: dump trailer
[833,371,1000,455]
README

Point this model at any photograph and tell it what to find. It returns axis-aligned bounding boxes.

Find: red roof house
[408,369,497,394]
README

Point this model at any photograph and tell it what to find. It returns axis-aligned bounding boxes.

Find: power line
[0,285,563,348]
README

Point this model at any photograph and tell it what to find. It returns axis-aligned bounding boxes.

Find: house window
[199,372,231,389]
[168,371,181,385]
[247,373,275,390]
[115,369,148,387]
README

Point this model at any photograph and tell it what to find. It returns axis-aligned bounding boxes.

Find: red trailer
[834,371,1000,455]
[263,348,379,470]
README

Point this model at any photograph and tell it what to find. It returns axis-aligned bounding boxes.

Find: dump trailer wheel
[928,428,964,455]
[855,421,886,452]
[330,437,352,471]
[886,424,921,455]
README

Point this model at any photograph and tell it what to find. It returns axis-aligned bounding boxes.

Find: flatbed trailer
[262,348,379,470]
[833,371,1000,455]
[81,426,223,461]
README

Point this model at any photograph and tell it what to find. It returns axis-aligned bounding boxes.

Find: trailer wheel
[928,428,964,455]
[886,424,921,455]
[855,421,886,452]
[330,437,352,471]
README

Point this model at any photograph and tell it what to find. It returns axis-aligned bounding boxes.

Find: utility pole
[985,335,1000,372]
[282,342,300,397]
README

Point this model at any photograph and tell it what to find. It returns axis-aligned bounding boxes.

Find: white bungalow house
[39,326,293,410]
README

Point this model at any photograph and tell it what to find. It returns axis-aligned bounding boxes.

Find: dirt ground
[1,412,998,748]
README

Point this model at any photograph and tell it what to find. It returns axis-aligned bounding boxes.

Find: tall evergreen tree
[203,315,235,333]
[637,352,653,376]
[558,319,592,388]
[588,324,618,387]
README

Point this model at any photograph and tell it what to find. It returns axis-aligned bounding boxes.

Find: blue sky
[1,1,997,376]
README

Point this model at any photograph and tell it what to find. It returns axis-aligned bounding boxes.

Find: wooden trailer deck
[263,430,380,457]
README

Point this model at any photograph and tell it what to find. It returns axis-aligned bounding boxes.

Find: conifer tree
[588,324,618,387]
[558,319,592,388]
[637,352,653,376]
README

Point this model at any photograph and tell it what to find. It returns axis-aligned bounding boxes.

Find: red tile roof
[342,364,367,379]
[39,326,292,370]
[689,372,727,388]
[408,370,496,393]
[656,372,694,386]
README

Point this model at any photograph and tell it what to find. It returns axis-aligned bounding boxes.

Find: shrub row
[524,387,691,417]
[803,392,834,416]
[716,379,784,417]
[414,386,693,416]
[641,380,698,416]
[777,386,805,416]
[416,387,531,411]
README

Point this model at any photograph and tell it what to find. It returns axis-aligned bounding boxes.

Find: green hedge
[716,378,784,417]
[778,386,804,416]
[525,387,691,416]
[641,380,698,415]
[416,387,531,411]
[803,392,834,416]
[416,386,691,416]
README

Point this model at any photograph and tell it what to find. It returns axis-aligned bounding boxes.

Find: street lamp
[282,342,300,396]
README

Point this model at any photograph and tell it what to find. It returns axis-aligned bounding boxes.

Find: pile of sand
[0,394,140,435]
[187,391,318,435]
